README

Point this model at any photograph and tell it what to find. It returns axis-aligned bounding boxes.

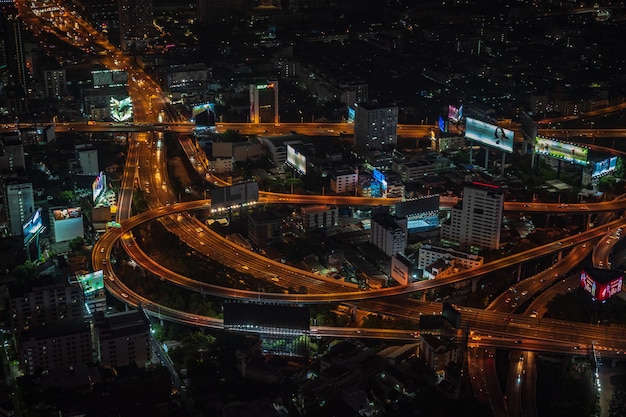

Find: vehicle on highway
[121,292,129,298]
[521,290,528,296]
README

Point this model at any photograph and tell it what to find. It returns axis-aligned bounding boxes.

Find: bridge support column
[471,277,480,293]
[517,263,523,282]
[557,250,563,262]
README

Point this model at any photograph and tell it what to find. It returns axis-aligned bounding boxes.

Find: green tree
[11,261,38,283]
[68,236,84,252]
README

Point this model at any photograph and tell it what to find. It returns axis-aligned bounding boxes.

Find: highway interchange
[18,1,626,415]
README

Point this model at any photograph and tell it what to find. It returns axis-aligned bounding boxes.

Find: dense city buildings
[1,0,626,416]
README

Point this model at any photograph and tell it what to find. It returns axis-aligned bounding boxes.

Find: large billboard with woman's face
[465,117,514,153]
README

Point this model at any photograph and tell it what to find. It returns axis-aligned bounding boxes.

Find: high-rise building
[43,69,67,98]
[249,81,279,124]
[9,280,85,333]
[0,1,27,90]
[76,144,99,175]
[19,318,93,375]
[118,0,153,49]
[370,214,407,257]
[94,310,151,368]
[3,182,34,236]
[354,102,398,150]
[0,135,26,174]
[440,182,504,251]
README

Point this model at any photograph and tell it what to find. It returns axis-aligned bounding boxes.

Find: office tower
[43,69,67,98]
[249,81,279,124]
[3,182,34,236]
[440,182,504,252]
[354,102,398,150]
[94,310,151,368]
[0,1,27,90]
[118,0,153,48]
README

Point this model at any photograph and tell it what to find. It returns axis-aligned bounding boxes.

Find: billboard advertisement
[592,156,618,177]
[23,208,44,245]
[92,172,106,203]
[92,69,128,87]
[534,136,588,166]
[465,117,514,153]
[52,206,82,221]
[448,105,461,123]
[52,207,84,242]
[192,103,216,129]
[580,269,623,302]
[286,144,307,175]
[110,96,133,122]
[76,270,104,295]
[372,169,388,194]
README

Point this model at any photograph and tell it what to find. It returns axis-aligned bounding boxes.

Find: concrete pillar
[471,277,480,293]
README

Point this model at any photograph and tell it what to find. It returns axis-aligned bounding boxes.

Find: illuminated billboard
[51,206,84,242]
[438,116,446,133]
[465,117,514,153]
[23,208,44,245]
[53,206,82,221]
[92,172,106,203]
[592,156,618,177]
[286,144,307,175]
[448,105,461,123]
[534,136,589,166]
[580,268,623,302]
[76,270,105,295]
[110,96,133,122]
[372,168,388,195]
[192,103,216,128]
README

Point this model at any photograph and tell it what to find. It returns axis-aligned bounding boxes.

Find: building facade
[20,318,93,375]
[354,102,398,150]
[4,182,34,236]
[330,169,358,194]
[440,182,504,251]
[301,205,338,230]
[9,281,85,332]
[94,310,151,368]
[370,214,407,257]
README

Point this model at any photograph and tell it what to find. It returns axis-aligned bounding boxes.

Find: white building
[370,214,407,257]
[209,157,234,174]
[330,169,358,194]
[76,146,99,175]
[354,102,398,150]
[440,182,504,251]
[301,205,338,230]
[417,244,484,271]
